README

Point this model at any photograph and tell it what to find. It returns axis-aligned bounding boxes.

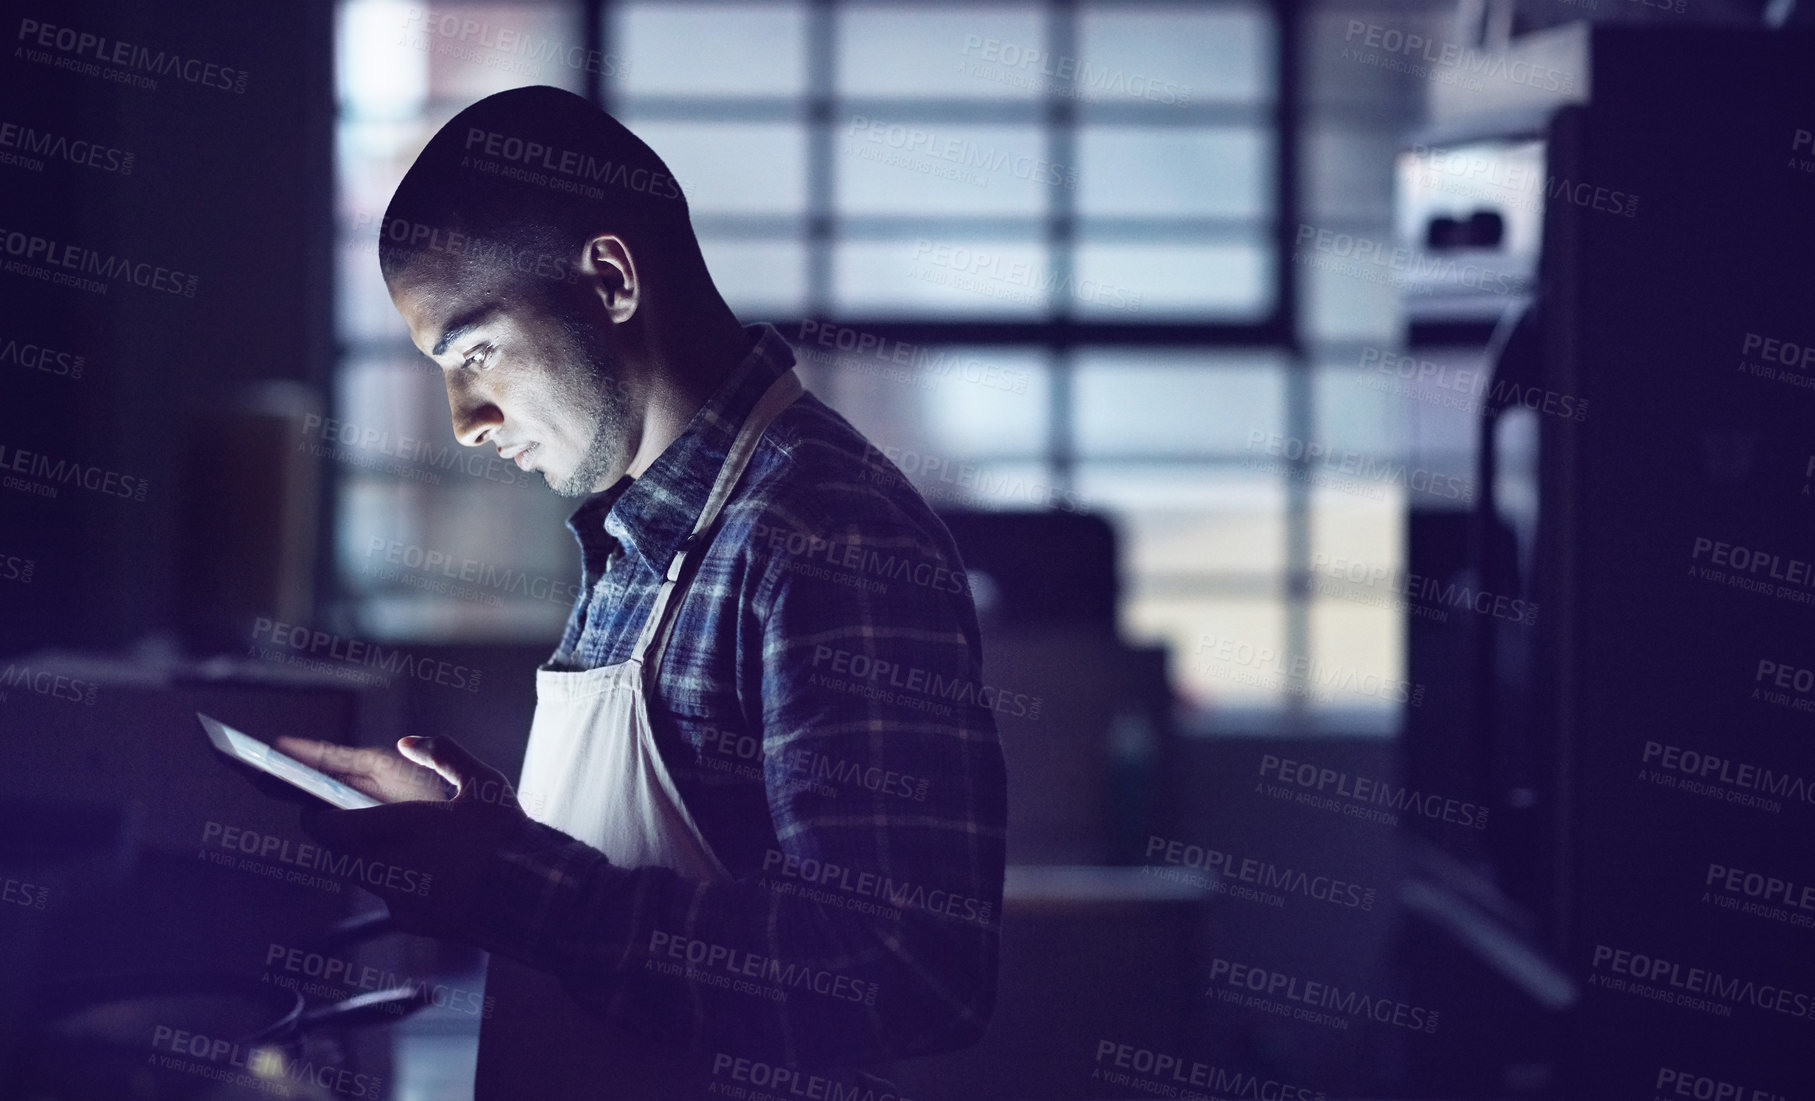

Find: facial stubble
[544,304,634,498]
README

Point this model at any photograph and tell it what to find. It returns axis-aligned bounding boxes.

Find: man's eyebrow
[430,305,500,358]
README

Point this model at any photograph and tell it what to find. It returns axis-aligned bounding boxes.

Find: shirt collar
[564,322,795,574]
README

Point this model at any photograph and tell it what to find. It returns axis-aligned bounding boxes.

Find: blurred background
[330,0,1400,727]
[2,0,1813,1098]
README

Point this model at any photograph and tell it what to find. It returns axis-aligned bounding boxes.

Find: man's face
[388,262,634,498]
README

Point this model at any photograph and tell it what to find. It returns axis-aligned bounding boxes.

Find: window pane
[938,10,1059,101]
[621,121,805,214]
[332,356,554,495]
[1309,486,1402,584]
[336,240,414,344]
[833,239,1051,317]
[1074,465,1287,575]
[337,116,449,228]
[1137,597,1289,710]
[699,238,808,319]
[351,479,573,579]
[338,478,577,642]
[1074,350,1285,457]
[838,5,1046,99]
[1296,239,1402,340]
[814,346,1050,460]
[915,350,1049,455]
[1303,125,1396,223]
[418,5,586,98]
[1311,357,1407,454]
[1078,126,1269,220]
[1314,352,1481,498]
[354,592,571,640]
[835,120,1052,216]
[333,345,580,643]
[336,355,453,469]
[342,4,589,112]
[1078,5,1273,106]
[338,0,428,118]
[612,2,807,97]
[877,459,1066,513]
[1126,512,1285,582]
[1307,597,1405,714]
[1301,8,1444,112]
[1072,239,1271,318]
[1307,489,1413,715]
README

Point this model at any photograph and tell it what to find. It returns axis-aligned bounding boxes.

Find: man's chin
[546,436,624,498]
[544,470,589,498]
[544,464,614,499]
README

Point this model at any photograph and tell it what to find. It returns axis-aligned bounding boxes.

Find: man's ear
[577,233,639,324]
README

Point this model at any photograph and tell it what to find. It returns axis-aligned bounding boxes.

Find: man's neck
[622,300,751,479]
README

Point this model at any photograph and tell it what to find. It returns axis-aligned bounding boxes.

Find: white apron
[477,369,803,1101]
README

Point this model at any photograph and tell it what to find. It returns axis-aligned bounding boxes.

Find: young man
[277,86,1007,1098]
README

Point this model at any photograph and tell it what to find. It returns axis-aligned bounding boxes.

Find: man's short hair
[378,85,693,287]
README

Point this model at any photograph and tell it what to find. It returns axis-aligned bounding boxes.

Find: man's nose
[447,378,502,447]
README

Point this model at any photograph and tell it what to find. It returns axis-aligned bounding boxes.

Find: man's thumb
[397,735,488,791]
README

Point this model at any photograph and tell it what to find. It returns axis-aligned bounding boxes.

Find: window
[332,0,1415,733]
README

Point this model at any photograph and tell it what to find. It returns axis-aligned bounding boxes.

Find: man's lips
[497,443,536,470]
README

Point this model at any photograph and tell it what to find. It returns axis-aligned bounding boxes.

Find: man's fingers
[275,736,378,777]
[398,735,497,794]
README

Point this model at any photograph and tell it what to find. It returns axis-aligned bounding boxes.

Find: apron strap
[629,368,805,664]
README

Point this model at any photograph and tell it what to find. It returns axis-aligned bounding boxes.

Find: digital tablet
[197,712,382,810]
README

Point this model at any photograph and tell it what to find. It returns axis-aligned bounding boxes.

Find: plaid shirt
[472,323,1008,1073]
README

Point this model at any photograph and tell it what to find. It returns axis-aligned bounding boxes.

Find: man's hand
[275,735,454,804]
[295,735,534,941]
